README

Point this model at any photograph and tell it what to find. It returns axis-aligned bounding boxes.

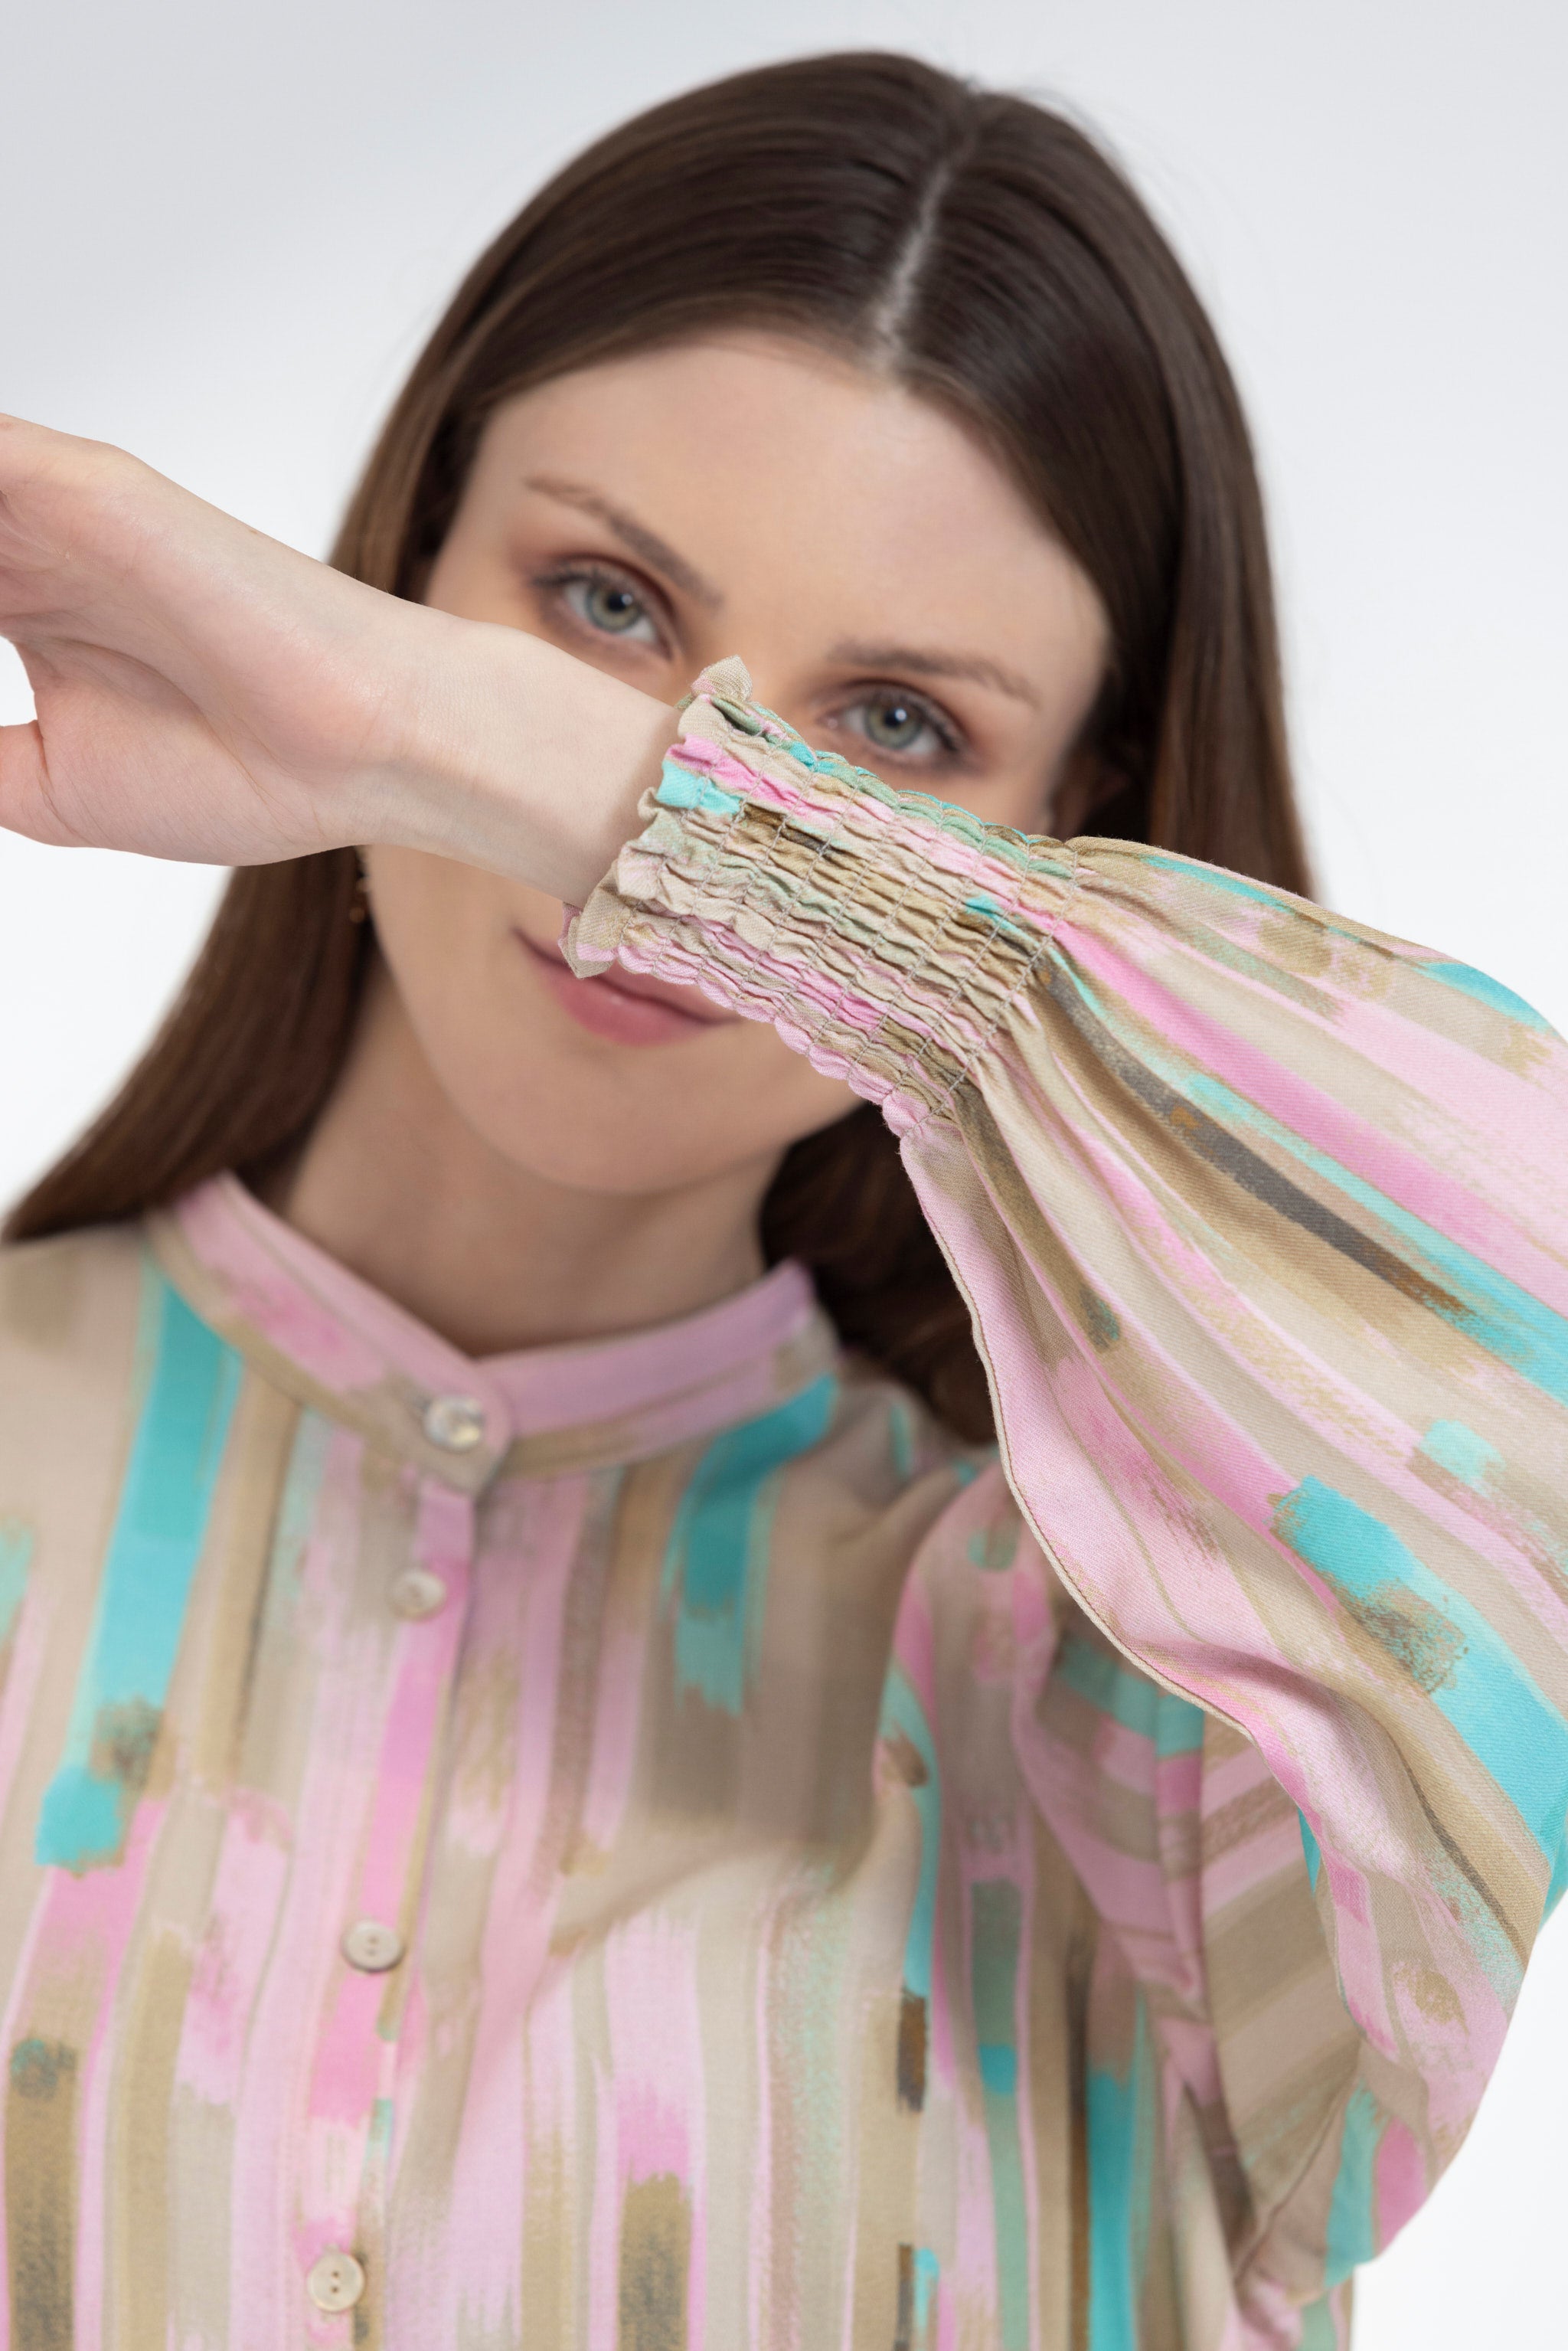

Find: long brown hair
[6,51,1310,1439]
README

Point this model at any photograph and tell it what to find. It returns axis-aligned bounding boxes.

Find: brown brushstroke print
[618,2173,691,2351]
[6,2036,77,2351]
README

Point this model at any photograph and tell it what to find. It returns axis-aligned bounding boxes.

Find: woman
[1,50,1564,2351]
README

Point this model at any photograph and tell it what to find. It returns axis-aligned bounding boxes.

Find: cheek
[364,850,858,1193]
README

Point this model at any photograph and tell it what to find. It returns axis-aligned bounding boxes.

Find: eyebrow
[826,639,1040,708]
[522,473,723,609]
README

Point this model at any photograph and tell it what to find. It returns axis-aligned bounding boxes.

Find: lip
[515,927,738,1048]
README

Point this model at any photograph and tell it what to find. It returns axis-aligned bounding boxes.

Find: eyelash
[533,561,669,652]
[833,687,966,770]
[532,561,967,770]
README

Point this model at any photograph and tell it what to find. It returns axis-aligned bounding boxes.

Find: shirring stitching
[911,840,1083,1134]
[701,705,931,1073]
[646,725,763,986]
[799,827,947,1077]
[627,692,1083,1123]
[836,813,1013,1090]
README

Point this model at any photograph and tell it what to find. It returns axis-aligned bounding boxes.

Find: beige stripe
[115,1372,298,2348]
[111,1935,190,2351]
[187,1378,301,1789]
[618,2173,690,2351]
[6,2034,78,2350]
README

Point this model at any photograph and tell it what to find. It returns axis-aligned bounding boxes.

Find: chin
[487,1128,769,1196]
[447,1069,773,1197]
[424,1009,855,1200]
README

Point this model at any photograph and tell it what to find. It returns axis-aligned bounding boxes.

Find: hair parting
[6,51,1311,1440]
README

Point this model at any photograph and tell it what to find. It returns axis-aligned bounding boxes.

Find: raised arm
[0,416,673,895]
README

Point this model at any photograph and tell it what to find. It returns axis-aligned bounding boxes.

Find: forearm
[0,416,678,888]
[370,601,677,905]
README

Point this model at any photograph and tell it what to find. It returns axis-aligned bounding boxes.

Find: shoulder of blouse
[0,1217,145,1365]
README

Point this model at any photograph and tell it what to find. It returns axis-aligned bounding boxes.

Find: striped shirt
[2,662,1566,2348]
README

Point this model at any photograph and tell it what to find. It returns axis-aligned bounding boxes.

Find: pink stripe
[351,1487,472,1929]
[175,1789,292,2107]
[439,1476,585,2323]
[1200,1814,1305,1918]
[1063,922,1568,1311]
[482,1265,816,1435]
[1375,2116,1427,2245]
[227,1427,387,2342]
[985,1060,1568,1643]
[912,1133,1508,2111]
[300,1473,474,2304]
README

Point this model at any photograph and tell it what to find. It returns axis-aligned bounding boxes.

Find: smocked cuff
[561,659,1081,1134]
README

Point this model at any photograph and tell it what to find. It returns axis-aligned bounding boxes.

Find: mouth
[514,927,740,1048]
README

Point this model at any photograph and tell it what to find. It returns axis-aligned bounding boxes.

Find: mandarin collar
[148,1174,838,1491]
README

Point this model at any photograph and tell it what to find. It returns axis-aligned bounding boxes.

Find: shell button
[306,2250,366,2312]
[421,1393,487,1453]
[389,1567,448,1620]
[341,1918,405,1974]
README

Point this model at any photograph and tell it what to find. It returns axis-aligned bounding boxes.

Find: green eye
[844,690,961,763]
[584,579,646,633]
[863,697,927,751]
[553,569,661,646]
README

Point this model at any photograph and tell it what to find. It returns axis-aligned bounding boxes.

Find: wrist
[564,660,1076,1132]
[374,605,675,903]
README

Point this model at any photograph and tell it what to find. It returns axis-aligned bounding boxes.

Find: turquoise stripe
[963,891,1031,940]
[1086,1994,1156,2350]
[1138,851,1396,953]
[1546,1830,1568,1921]
[0,1516,34,1646]
[1324,2081,1382,2286]
[1136,851,1283,912]
[1275,1478,1568,1856]
[1183,1071,1568,1408]
[880,1665,942,2005]
[887,1399,917,1482]
[35,1270,241,1872]
[911,2247,939,2337]
[740,695,1045,872]
[1419,1419,1500,1489]
[662,1376,836,1715]
[655,757,741,817]
[1052,943,1568,1408]
[1298,2292,1342,2351]
[971,1879,1031,2351]
[1420,960,1550,1032]
[1055,1634,1206,1757]
[1298,1810,1324,1892]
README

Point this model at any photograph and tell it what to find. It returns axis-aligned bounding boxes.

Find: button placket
[389,1565,448,1620]
[307,2250,367,2313]
[421,1391,487,1454]
[341,1918,406,1973]
[298,1477,479,2332]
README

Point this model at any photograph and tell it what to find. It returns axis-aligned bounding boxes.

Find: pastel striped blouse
[2,661,1567,2350]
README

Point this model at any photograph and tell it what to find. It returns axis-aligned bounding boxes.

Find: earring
[348,851,371,925]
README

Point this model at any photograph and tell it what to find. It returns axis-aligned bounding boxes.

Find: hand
[0,417,671,896]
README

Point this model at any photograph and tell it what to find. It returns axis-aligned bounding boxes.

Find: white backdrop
[2,2,1565,2339]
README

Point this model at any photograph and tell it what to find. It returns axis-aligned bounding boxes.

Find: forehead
[472,333,1106,655]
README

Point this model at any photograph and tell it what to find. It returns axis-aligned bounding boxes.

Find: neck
[273,968,775,1359]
